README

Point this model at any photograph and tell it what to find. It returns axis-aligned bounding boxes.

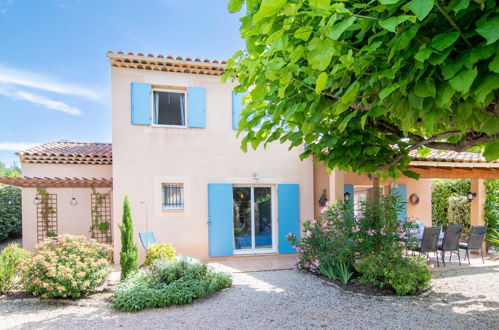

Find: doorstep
[207,254,297,273]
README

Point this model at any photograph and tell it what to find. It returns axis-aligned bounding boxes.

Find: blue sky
[0,0,244,165]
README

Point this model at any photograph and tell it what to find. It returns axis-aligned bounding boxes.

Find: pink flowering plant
[286,201,356,273]
[23,234,112,299]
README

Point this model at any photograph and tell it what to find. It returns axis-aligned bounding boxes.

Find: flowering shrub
[23,235,112,298]
[0,244,30,294]
[287,195,431,294]
[144,243,176,266]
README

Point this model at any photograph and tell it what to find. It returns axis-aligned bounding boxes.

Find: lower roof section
[0,177,112,188]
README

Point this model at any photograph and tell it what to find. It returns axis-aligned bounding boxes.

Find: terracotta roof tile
[16,141,112,165]
[106,51,227,76]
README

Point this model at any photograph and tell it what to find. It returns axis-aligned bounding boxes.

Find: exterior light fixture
[344,191,351,201]
[70,197,78,206]
[318,189,328,206]
[33,196,41,205]
[252,172,258,181]
[390,182,399,189]
[467,192,476,202]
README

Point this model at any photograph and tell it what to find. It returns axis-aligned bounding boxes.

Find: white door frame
[232,184,276,254]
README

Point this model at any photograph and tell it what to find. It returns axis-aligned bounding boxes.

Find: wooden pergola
[0,177,112,188]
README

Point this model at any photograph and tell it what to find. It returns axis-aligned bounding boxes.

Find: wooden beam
[408,166,499,179]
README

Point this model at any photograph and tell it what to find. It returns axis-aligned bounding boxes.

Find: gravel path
[1,266,498,330]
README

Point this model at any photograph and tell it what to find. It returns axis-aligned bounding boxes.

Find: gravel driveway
[1,266,498,330]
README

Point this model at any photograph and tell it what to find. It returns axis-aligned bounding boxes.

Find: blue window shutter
[390,184,407,220]
[278,184,300,254]
[208,184,234,257]
[130,82,151,125]
[232,91,246,130]
[344,184,354,212]
[187,87,206,128]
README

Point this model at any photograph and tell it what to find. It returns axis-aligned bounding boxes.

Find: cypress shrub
[119,196,138,280]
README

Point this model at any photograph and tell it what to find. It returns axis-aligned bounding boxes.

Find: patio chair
[410,226,441,267]
[139,232,157,250]
[459,225,487,264]
[438,224,463,266]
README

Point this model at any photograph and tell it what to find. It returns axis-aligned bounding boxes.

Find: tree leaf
[448,67,478,93]
[483,140,499,161]
[489,55,499,73]
[307,37,335,71]
[341,81,360,104]
[473,73,499,104]
[328,16,356,40]
[294,26,313,41]
[408,92,424,109]
[431,31,459,51]
[403,0,434,21]
[380,15,413,32]
[309,0,330,10]
[414,47,433,62]
[476,15,499,45]
[379,82,402,100]
[315,72,328,94]
[338,111,357,133]
[228,0,244,12]
[414,79,436,98]
[253,0,287,23]
[452,0,469,14]
[379,0,402,4]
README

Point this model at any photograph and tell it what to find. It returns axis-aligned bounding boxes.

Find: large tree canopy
[223,0,499,179]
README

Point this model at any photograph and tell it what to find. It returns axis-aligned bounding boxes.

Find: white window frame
[161,183,185,210]
[151,88,188,128]
[232,184,276,254]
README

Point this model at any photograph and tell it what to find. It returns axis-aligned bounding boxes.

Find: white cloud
[0,86,82,116]
[0,64,101,101]
[0,142,40,151]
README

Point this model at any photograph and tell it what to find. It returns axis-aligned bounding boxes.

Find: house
[2,51,497,262]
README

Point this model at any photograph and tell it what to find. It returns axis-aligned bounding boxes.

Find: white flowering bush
[23,235,112,298]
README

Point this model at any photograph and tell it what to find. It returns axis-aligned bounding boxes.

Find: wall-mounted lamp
[318,189,328,207]
[70,188,78,206]
[344,191,351,201]
[33,196,41,205]
[467,191,477,202]
[252,172,258,181]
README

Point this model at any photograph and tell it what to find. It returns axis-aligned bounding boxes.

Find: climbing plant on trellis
[90,187,112,244]
[36,187,58,242]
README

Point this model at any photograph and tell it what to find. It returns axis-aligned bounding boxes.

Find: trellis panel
[36,193,58,243]
[90,192,113,244]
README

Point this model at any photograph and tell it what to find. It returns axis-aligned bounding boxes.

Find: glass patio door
[233,186,274,253]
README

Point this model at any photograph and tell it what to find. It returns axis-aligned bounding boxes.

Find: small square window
[153,90,186,126]
[162,184,184,210]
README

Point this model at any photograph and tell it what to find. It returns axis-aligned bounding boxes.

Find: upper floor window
[153,90,186,126]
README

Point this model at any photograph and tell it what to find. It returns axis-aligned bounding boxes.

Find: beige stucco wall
[22,186,112,251]
[20,163,112,251]
[111,68,314,262]
[313,164,432,226]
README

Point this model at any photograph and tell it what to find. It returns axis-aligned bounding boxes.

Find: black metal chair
[438,224,463,266]
[459,225,488,264]
[411,226,441,267]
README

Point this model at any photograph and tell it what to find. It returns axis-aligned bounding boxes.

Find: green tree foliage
[431,179,470,227]
[0,162,21,178]
[0,185,22,241]
[447,195,470,228]
[484,179,499,246]
[120,196,138,280]
[225,0,499,178]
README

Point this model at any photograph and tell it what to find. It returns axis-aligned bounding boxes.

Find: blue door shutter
[278,184,300,254]
[130,82,151,125]
[390,184,407,220]
[208,184,234,257]
[232,91,246,130]
[344,184,354,212]
[187,87,206,128]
